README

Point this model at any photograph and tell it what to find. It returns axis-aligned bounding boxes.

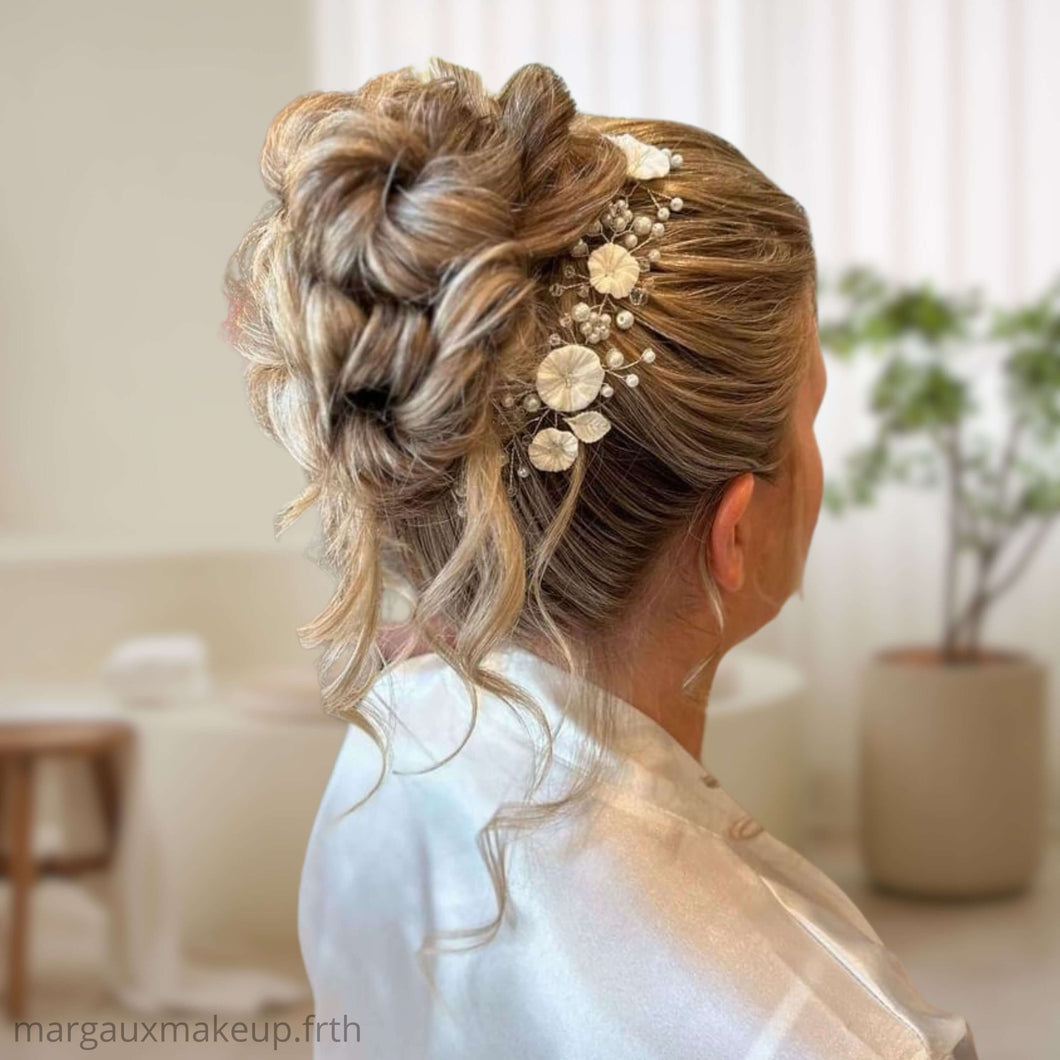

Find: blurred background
[1,0,1057,1056]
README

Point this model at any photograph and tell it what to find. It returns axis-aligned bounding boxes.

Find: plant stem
[941,425,962,661]
[946,513,1057,653]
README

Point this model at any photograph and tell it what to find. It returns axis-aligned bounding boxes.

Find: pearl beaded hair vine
[495,132,685,484]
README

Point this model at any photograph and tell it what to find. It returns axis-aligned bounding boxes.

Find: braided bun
[224,60,624,505]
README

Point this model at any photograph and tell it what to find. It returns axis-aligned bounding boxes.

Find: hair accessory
[494,132,685,484]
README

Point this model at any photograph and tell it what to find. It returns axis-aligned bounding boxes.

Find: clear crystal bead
[629,287,648,306]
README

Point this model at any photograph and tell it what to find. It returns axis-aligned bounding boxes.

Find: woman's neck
[525,622,723,760]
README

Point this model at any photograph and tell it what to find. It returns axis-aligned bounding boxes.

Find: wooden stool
[0,720,134,1020]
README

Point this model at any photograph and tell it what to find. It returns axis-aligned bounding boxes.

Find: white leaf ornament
[587,243,641,299]
[564,411,612,444]
[528,428,579,471]
[604,132,671,180]
[536,344,604,412]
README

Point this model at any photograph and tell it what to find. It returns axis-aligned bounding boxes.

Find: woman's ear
[707,473,756,594]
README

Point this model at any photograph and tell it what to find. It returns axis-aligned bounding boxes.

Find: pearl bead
[524,395,540,411]
[632,215,653,236]
[625,373,639,387]
[516,466,530,478]
[616,198,627,210]
[601,384,614,398]
[611,214,628,233]
[647,248,661,262]
[572,302,591,322]
[600,313,611,325]
[615,310,634,330]
[587,219,603,236]
[641,348,656,363]
[656,206,670,221]
[622,232,638,249]
[580,320,593,336]
[606,349,624,368]
[669,197,683,212]
[502,394,515,408]
[670,153,683,167]
[651,222,665,238]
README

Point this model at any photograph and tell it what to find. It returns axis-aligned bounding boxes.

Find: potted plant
[819,264,1060,897]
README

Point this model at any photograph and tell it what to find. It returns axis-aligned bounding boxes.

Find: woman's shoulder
[503,781,975,1059]
[299,650,976,1059]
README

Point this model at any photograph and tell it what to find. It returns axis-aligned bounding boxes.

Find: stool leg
[90,751,121,860]
[7,755,34,1021]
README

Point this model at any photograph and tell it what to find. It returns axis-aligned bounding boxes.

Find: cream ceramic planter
[859,646,1048,897]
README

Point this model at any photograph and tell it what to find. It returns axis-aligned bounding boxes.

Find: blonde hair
[222,58,817,956]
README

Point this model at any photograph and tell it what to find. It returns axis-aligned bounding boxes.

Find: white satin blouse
[299,644,978,1059]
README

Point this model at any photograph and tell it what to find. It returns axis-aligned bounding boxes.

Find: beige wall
[0,0,312,552]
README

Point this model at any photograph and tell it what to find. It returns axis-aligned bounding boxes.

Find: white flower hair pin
[494,132,686,482]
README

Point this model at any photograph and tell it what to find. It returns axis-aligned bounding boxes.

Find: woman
[224,58,978,1059]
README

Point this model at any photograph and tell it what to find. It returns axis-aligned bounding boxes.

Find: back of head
[222,55,816,767]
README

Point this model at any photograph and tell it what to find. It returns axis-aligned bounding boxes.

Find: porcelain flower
[587,243,641,299]
[536,344,605,413]
[604,132,671,180]
[528,427,579,471]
